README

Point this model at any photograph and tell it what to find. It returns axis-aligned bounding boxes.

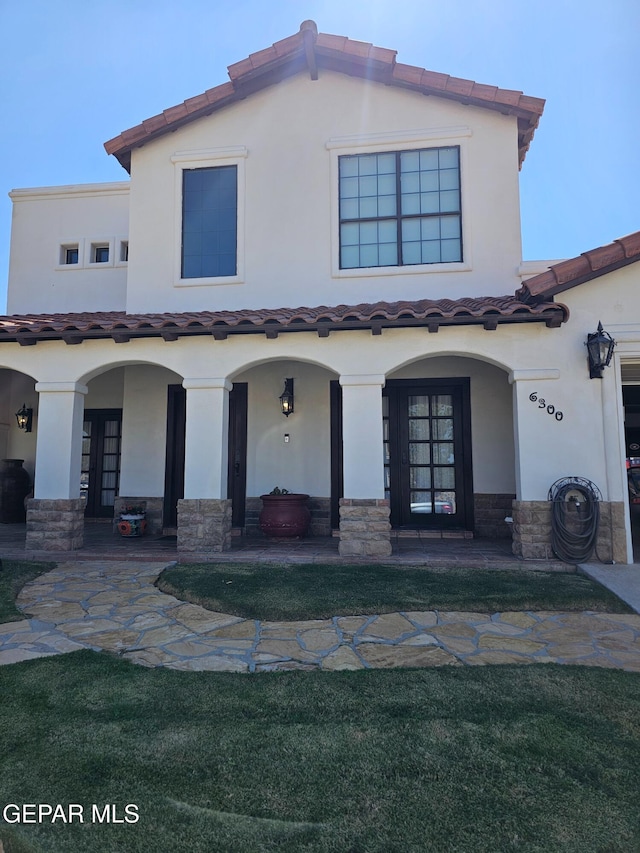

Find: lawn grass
[0,651,639,852]
[156,562,632,621]
[0,560,54,623]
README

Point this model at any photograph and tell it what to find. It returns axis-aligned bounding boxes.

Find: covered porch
[0,519,570,570]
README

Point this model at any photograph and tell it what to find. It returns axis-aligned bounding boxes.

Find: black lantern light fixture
[586,322,616,379]
[279,378,294,417]
[15,403,33,432]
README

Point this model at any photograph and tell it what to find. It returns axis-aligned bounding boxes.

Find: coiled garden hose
[548,478,602,563]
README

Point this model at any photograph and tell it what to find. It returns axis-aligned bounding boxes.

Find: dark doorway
[384,379,473,530]
[81,409,122,517]
[163,383,248,529]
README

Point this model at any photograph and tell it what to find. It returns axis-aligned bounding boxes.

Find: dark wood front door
[163,383,247,529]
[383,379,473,529]
[81,409,122,517]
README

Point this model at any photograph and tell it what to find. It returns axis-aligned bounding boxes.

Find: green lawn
[0,560,54,623]
[156,562,632,621]
[0,652,639,852]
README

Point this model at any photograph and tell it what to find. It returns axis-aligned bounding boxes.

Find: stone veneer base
[177,498,232,558]
[25,498,85,551]
[512,500,627,563]
[339,498,392,557]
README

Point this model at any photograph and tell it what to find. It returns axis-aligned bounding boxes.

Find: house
[1,21,639,562]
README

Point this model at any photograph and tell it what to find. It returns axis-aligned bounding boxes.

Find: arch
[385,347,513,380]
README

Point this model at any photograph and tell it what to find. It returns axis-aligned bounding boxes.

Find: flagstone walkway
[1,560,639,672]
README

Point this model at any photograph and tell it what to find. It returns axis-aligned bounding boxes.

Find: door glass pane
[433,419,453,440]
[409,419,430,440]
[433,395,453,416]
[408,395,429,417]
[101,490,116,506]
[103,437,119,454]
[433,467,455,488]
[102,472,117,489]
[435,491,456,514]
[433,443,454,464]
[411,491,432,512]
[410,468,431,488]
[104,420,120,436]
[409,443,430,464]
[102,455,119,471]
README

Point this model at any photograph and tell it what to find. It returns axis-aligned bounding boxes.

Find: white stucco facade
[2,24,639,560]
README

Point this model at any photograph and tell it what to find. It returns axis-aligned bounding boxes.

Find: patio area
[0,520,572,570]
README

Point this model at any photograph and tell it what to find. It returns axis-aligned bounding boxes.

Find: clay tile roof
[104,20,544,172]
[0,296,567,346]
[517,229,640,302]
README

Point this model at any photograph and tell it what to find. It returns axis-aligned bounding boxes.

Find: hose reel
[548,477,602,563]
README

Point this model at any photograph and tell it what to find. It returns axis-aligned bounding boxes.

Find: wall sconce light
[15,403,33,432]
[279,378,294,417]
[586,322,616,379]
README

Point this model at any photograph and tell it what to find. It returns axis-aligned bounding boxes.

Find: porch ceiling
[0,296,567,346]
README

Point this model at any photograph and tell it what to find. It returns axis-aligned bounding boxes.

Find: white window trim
[56,239,84,270]
[116,237,129,267]
[86,237,115,268]
[327,127,473,279]
[171,146,247,288]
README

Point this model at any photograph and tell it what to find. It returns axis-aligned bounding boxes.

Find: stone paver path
[0,561,639,672]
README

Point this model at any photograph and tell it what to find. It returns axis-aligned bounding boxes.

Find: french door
[81,409,122,517]
[383,379,473,529]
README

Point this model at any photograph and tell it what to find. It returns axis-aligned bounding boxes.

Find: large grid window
[182,165,237,278]
[339,146,461,269]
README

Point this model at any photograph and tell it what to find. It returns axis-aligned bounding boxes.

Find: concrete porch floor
[0,520,573,571]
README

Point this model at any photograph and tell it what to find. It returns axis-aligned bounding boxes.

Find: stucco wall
[125,71,523,314]
[119,365,183,496]
[234,360,336,497]
[7,183,129,314]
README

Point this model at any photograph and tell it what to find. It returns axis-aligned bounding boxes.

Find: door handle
[234,461,240,475]
[401,452,408,465]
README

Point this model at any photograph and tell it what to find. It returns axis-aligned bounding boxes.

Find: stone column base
[512,499,627,563]
[339,498,392,557]
[25,498,85,551]
[177,498,232,558]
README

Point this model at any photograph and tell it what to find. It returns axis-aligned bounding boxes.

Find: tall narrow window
[182,165,237,278]
[339,146,461,269]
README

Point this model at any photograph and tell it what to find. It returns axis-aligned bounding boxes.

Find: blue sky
[1,0,638,312]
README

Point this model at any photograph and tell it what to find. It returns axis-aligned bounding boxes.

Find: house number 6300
[529,392,563,421]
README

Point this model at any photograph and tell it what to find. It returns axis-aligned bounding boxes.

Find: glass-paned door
[81,409,122,517]
[384,380,472,529]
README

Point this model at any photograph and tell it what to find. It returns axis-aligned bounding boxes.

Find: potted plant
[259,487,311,538]
[117,504,147,538]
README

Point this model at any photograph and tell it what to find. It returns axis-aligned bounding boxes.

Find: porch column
[510,369,560,559]
[26,381,87,551]
[338,374,391,557]
[177,378,233,557]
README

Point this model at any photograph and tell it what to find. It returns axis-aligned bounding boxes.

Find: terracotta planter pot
[259,494,311,538]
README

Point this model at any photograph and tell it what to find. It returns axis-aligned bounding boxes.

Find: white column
[182,378,232,499]
[339,374,386,498]
[510,369,561,499]
[33,381,87,499]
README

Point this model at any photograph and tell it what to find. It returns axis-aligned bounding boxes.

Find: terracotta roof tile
[0,296,567,345]
[518,229,640,301]
[105,21,544,171]
[618,232,640,257]
[141,114,168,134]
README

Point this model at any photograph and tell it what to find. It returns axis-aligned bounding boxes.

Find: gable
[104,20,544,172]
